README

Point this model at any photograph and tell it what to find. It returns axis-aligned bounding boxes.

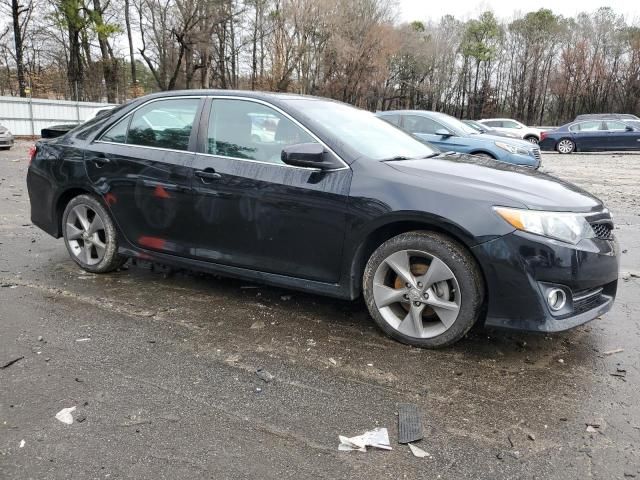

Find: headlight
[494,207,595,244]
[495,141,529,156]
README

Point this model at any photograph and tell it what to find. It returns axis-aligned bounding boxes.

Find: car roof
[137,89,329,103]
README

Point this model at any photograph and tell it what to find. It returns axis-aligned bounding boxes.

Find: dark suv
[27,91,619,347]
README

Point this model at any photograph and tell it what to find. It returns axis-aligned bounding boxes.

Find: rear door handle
[195,168,222,182]
[92,153,111,167]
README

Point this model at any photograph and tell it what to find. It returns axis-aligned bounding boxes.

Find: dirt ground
[1,141,639,479]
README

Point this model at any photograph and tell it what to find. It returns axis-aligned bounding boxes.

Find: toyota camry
[27,91,619,348]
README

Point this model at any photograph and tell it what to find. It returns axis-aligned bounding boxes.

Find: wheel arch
[555,136,576,153]
[53,186,97,237]
[345,216,487,301]
[468,150,496,159]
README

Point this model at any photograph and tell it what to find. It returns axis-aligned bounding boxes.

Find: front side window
[208,99,316,164]
[403,115,443,135]
[380,114,401,127]
[604,121,627,131]
[483,120,502,128]
[126,98,199,151]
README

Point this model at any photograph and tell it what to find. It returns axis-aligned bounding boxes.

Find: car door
[570,121,606,151]
[187,97,352,283]
[85,97,203,256]
[401,115,467,151]
[603,120,640,150]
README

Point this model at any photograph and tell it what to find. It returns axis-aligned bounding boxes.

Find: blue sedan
[377,110,541,168]
[539,119,640,153]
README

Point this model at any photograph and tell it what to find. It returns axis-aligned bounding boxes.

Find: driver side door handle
[195,168,222,183]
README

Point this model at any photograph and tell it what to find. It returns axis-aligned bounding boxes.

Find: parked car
[539,119,640,153]
[574,113,640,122]
[462,119,521,139]
[478,118,543,143]
[27,91,619,348]
[41,105,117,139]
[377,110,540,168]
[0,124,14,149]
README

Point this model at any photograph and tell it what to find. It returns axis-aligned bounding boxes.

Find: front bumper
[472,230,619,333]
[0,133,14,147]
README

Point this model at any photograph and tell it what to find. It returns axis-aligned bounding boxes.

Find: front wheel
[524,136,539,144]
[62,194,126,273]
[556,139,575,154]
[363,231,484,348]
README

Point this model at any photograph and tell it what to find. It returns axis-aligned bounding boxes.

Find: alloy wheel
[65,204,107,265]
[372,249,461,339]
[526,137,538,144]
[557,139,574,153]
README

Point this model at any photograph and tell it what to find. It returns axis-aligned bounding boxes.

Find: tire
[62,194,126,273]
[363,231,484,348]
[556,138,575,154]
[524,135,539,144]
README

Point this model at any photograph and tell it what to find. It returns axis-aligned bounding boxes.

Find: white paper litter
[19,439,25,448]
[408,443,430,458]
[55,406,76,425]
[338,427,392,452]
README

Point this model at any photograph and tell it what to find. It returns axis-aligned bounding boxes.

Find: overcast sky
[397,0,640,23]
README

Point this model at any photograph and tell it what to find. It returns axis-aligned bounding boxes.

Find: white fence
[0,96,115,136]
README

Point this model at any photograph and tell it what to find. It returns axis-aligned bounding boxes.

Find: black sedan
[27,90,619,348]
[539,119,640,153]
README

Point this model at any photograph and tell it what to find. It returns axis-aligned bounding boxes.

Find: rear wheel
[557,138,575,154]
[524,135,539,144]
[363,231,484,348]
[472,152,494,160]
[62,194,126,273]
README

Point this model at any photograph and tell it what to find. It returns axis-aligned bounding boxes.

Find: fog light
[546,288,566,311]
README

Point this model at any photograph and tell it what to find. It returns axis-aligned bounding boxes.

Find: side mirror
[626,126,634,132]
[435,129,452,137]
[281,143,333,169]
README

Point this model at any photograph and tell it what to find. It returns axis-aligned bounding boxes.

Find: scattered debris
[37,336,44,342]
[603,348,624,356]
[19,440,25,448]
[280,295,292,301]
[55,406,76,425]
[338,428,392,452]
[75,338,91,342]
[250,320,265,330]
[496,451,504,460]
[1,355,24,369]
[398,403,423,444]
[255,368,274,383]
[255,387,262,393]
[586,425,597,433]
[408,442,430,458]
[306,339,316,347]
[328,357,337,366]
[527,433,536,441]
[558,359,565,364]
[120,414,151,427]
[76,415,87,423]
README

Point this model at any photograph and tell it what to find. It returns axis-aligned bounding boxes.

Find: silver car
[0,124,14,150]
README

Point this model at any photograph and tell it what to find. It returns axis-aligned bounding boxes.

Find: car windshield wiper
[380,155,414,162]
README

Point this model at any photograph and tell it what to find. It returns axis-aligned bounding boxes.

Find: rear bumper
[472,230,619,333]
[538,138,558,151]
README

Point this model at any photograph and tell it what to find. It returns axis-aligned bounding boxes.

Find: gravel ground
[1,141,639,479]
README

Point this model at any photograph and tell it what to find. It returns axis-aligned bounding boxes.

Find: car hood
[387,153,603,213]
[471,133,533,148]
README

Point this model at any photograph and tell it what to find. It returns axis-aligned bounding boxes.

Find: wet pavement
[1,141,639,479]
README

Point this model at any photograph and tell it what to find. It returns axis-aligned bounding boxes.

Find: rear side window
[126,98,199,151]
[569,121,602,132]
[501,120,520,128]
[207,99,316,164]
[403,115,442,134]
[482,120,501,127]
[101,117,129,143]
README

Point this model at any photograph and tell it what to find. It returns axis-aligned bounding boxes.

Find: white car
[0,124,14,150]
[478,118,543,144]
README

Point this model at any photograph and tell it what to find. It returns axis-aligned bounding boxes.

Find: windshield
[284,99,438,160]
[627,120,640,130]
[434,114,480,136]
[464,120,485,132]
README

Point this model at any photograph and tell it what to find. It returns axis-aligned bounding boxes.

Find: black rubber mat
[398,403,423,444]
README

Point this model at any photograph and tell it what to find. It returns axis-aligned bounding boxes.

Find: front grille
[572,288,605,315]
[531,147,541,161]
[590,222,614,240]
